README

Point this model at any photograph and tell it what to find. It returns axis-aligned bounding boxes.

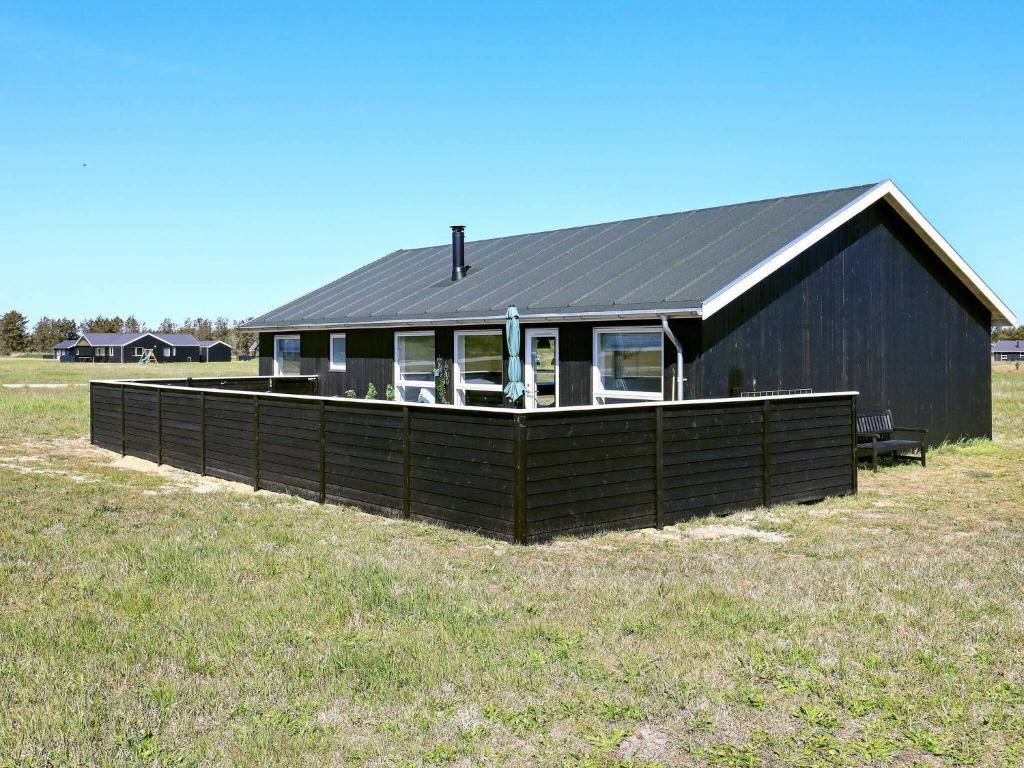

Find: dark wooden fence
[91,381,856,543]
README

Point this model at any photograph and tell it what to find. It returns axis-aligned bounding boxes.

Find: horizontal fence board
[528,506,657,539]
[411,443,515,468]
[526,441,653,468]
[526,452,654,482]
[410,485,513,518]
[409,502,514,538]
[409,430,515,455]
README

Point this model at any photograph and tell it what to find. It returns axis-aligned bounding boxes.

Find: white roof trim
[701,179,1017,326]
[243,307,702,332]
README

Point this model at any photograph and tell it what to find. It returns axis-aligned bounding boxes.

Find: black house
[70,333,215,363]
[242,180,1016,444]
[199,339,233,362]
[992,340,1024,361]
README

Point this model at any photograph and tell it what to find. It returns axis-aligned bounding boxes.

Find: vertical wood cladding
[693,202,992,443]
[91,383,855,543]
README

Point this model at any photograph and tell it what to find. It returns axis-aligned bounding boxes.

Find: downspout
[661,315,685,400]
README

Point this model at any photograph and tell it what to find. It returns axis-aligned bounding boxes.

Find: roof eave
[240,307,703,332]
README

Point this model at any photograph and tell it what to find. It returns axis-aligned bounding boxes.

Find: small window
[132,347,143,357]
[162,348,171,358]
[273,335,301,375]
[108,347,115,356]
[330,333,347,371]
[592,327,664,404]
[454,330,503,407]
[1002,354,1008,360]
[95,347,106,357]
[394,332,435,403]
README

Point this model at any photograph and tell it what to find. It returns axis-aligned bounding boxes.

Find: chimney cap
[451,225,465,232]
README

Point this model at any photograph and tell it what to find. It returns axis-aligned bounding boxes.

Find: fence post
[850,394,858,495]
[402,406,411,519]
[200,391,206,476]
[655,406,665,529]
[156,388,163,465]
[762,399,772,507]
[319,398,327,504]
[252,394,260,491]
[513,414,528,545]
[120,384,126,457]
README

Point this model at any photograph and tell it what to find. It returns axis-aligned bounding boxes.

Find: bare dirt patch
[682,524,789,543]
[108,454,253,495]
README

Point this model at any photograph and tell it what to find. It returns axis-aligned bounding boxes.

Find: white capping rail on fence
[90,377,860,543]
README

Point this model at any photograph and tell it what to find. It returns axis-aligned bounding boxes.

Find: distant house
[993,340,1024,361]
[53,338,77,362]
[199,339,233,362]
[68,332,230,363]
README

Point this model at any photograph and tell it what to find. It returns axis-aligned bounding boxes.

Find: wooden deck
[90,377,858,543]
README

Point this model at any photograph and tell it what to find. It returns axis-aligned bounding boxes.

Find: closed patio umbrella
[504,306,524,404]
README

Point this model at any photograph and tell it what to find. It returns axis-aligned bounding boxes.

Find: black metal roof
[243,184,878,329]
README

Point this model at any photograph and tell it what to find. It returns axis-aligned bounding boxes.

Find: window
[1002,354,1008,360]
[274,335,301,375]
[95,347,106,357]
[454,330,503,407]
[132,347,143,357]
[163,348,171,358]
[592,327,664,404]
[108,347,115,356]
[329,333,347,371]
[394,332,435,403]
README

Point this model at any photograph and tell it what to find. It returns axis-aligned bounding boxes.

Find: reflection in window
[395,332,435,403]
[593,329,663,404]
[455,331,503,406]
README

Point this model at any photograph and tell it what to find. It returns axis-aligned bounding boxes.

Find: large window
[273,334,301,375]
[394,332,435,403]
[454,330,503,407]
[329,333,347,371]
[592,327,664,404]
[95,347,106,358]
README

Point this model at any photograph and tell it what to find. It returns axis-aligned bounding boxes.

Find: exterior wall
[201,344,233,362]
[691,202,992,443]
[261,321,695,406]
[993,351,1024,361]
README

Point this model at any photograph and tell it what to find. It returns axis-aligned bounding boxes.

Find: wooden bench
[856,410,927,471]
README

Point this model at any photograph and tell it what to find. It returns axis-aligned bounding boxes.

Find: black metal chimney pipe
[451,225,468,281]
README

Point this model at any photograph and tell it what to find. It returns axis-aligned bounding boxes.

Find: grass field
[1,361,1022,766]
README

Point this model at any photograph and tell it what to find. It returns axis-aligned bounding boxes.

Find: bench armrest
[857,431,882,440]
[893,426,928,436]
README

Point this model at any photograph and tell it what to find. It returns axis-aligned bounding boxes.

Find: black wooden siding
[77,334,203,364]
[693,203,992,444]
[92,381,855,542]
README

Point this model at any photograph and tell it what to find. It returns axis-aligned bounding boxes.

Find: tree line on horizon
[0,310,258,356]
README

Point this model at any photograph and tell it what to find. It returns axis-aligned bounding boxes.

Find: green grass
[1,361,1022,766]
[0,357,257,385]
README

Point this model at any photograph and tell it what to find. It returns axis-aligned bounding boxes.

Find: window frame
[95,346,106,357]
[329,332,347,372]
[453,329,504,407]
[591,326,665,405]
[273,334,301,376]
[393,331,436,403]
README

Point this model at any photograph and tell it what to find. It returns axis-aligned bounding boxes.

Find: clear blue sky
[2,1,1022,328]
